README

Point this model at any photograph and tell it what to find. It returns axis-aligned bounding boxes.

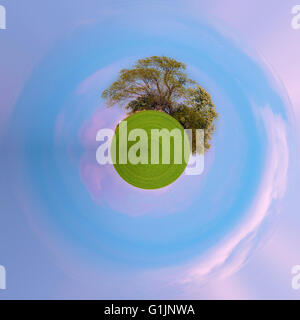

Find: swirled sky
[0,0,300,299]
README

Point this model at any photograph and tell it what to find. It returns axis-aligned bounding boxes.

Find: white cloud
[180,106,289,283]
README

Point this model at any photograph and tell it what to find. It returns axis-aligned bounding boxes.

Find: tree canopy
[102,56,218,153]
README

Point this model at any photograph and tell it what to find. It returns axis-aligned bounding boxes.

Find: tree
[102,56,218,153]
[172,86,218,151]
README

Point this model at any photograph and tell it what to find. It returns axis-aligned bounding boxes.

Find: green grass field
[112,110,190,189]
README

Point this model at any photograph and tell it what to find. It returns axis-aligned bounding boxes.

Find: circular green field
[112,110,190,189]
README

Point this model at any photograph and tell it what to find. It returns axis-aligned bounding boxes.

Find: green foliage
[173,86,218,152]
[125,94,157,113]
[102,56,218,154]
[102,56,195,112]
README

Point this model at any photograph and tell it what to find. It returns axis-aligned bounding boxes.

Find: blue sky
[0,0,299,299]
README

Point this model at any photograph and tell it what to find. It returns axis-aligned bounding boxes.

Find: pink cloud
[166,107,289,284]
